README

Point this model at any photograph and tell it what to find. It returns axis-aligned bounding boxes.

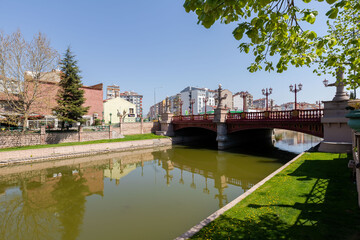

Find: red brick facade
[30,81,103,119]
[81,84,103,119]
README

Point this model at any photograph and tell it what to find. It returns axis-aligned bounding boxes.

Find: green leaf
[326,0,337,4]
[325,8,339,19]
[328,38,337,48]
[233,27,245,40]
[308,31,317,40]
[305,13,316,24]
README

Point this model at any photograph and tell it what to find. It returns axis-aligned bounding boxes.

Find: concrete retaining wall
[0,138,172,166]
[0,122,160,149]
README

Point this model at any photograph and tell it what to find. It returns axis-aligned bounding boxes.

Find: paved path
[0,138,172,166]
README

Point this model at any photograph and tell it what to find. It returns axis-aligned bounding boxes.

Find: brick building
[1,70,103,126]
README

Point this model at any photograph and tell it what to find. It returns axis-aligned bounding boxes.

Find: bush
[94,119,101,126]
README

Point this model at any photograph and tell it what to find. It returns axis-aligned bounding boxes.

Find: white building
[103,97,137,123]
[233,92,254,111]
[233,94,244,111]
[120,91,143,118]
[180,86,216,115]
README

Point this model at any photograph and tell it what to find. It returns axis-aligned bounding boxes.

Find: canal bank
[178,152,360,240]
[0,137,172,166]
[0,131,323,239]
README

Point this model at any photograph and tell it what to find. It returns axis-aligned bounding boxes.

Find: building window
[129,108,134,114]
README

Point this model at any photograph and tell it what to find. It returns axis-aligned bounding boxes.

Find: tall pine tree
[53,47,89,129]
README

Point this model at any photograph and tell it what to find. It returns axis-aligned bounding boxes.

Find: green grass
[0,133,167,152]
[192,152,360,240]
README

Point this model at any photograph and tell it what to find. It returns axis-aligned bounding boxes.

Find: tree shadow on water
[193,213,289,240]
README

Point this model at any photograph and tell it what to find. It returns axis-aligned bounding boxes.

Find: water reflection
[274,129,322,153]
[0,131,318,240]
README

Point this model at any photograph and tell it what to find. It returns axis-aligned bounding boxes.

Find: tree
[316,0,360,89]
[182,0,355,75]
[53,48,89,129]
[0,30,58,130]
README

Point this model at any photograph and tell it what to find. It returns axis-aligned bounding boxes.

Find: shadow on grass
[193,154,360,240]
[192,213,289,240]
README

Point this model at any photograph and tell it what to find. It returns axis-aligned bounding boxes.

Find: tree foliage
[53,48,89,127]
[316,0,360,88]
[183,0,359,85]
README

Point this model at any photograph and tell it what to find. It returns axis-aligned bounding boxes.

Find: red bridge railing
[227,109,323,121]
[172,114,215,122]
[172,110,323,122]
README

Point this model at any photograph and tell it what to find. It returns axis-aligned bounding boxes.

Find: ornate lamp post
[190,99,195,115]
[316,101,322,109]
[289,83,302,110]
[165,96,170,114]
[323,79,329,87]
[203,97,208,115]
[239,91,249,112]
[179,100,183,116]
[262,88,273,111]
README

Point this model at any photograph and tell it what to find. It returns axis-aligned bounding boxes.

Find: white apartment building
[233,94,244,111]
[233,92,254,111]
[180,86,216,115]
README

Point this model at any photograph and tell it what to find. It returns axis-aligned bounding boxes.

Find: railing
[172,114,215,122]
[172,110,323,122]
[227,109,323,121]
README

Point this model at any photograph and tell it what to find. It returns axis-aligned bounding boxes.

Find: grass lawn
[191,152,360,240]
[0,133,167,152]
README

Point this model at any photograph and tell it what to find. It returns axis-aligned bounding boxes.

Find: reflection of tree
[52,172,89,240]
[0,179,58,240]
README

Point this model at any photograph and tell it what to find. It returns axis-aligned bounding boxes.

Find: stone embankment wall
[0,122,161,149]
[0,138,171,164]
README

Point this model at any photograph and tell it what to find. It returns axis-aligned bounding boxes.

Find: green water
[0,132,320,240]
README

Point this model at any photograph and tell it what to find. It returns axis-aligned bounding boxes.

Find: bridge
[157,108,324,149]
[158,81,352,152]
[172,109,323,137]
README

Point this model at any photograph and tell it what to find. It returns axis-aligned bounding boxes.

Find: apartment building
[233,91,254,111]
[180,86,216,115]
[106,85,120,99]
[120,91,143,118]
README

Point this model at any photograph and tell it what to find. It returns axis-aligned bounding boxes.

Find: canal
[0,130,321,240]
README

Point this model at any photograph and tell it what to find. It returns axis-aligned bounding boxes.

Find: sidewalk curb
[0,138,172,166]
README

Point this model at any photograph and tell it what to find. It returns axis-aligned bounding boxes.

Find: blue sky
[0,0,340,113]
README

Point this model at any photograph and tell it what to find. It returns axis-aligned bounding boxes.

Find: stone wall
[45,132,79,144]
[0,122,161,149]
[81,131,109,142]
[0,133,41,148]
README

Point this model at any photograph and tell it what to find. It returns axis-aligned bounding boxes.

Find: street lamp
[203,97,208,115]
[262,88,273,111]
[239,91,249,112]
[289,83,302,110]
[179,100,183,116]
[109,113,112,125]
[316,101,322,109]
[154,87,162,119]
[190,99,195,115]
[323,79,329,87]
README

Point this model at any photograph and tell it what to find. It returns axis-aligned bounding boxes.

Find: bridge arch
[173,124,217,133]
[227,122,323,138]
